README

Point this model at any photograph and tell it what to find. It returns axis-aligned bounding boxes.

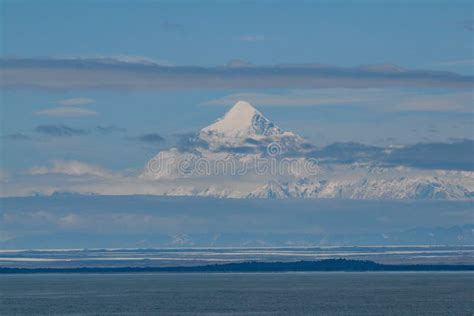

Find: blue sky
[2,1,472,69]
[0,0,473,172]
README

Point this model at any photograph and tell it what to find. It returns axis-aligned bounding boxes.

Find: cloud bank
[28,160,113,178]
[33,124,128,137]
[203,89,473,112]
[1,195,471,248]
[135,133,165,143]
[2,133,31,141]
[1,57,472,90]
[35,125,89,137]
[306,139,474,171]
[96,125,127,134]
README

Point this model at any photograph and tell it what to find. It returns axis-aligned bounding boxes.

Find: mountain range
[141,101,474,200]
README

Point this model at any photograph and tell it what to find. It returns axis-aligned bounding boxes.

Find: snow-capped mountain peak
[141,100,474,200]
[200,100,283,140]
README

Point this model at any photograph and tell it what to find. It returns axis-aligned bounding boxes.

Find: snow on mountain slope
[200,100,304,150]
[327,177,471,200]
[141,100,474,200]
[201,101,283,140]
[247,180,291,199]
[249,177,472,200]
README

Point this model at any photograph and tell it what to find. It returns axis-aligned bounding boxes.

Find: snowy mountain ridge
[141,101,474,200]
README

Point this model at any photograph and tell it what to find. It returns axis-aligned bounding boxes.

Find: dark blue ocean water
[1,272,472,315]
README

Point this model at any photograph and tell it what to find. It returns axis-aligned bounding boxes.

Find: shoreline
[2,259,473,274]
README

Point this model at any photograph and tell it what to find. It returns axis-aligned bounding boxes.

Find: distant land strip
[1,259,473,274]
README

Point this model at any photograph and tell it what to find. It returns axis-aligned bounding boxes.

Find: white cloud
[104,54,172,65]
[34,107,97,117]
[28,160,113,178]
[28,166,49,175]
[203,89,474,112]
[58,214,82,227]
[59,54,173,66]
[56,97,95,106]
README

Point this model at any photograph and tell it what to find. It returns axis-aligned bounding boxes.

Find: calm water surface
[0,272,473,315]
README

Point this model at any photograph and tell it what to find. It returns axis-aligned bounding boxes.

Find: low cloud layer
[1,57,472,90]
[385,140,474,171]
[33,124,127,137]
[135,133,165,143]
[1,133,31,141]
[1,195,471,249]
[28,160,113,178]
[34,107,97,117]
[204,89,473,112]
[96,125,127,134]
[35,125,89,137]
[307,139,474,171]
[462,18,474,31]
